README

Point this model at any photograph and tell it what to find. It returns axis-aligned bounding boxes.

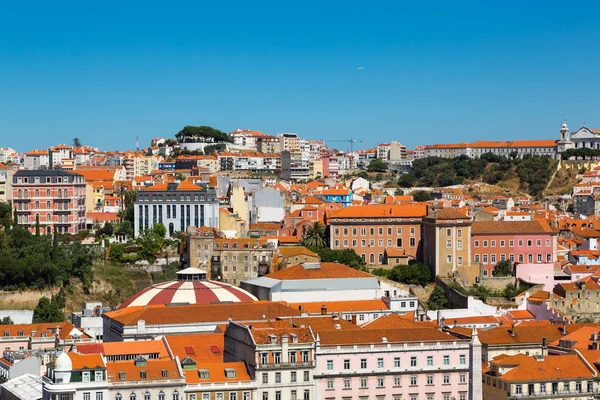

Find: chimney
[298,305,303,312]
[351,314,357,325]
[542,337,548,356]
[562,322,567,335]
[510,324,516,337]
[592,332,598,342]
[321,305,327,315]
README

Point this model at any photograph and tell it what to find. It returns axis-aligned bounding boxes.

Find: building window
[377,377,384,388]
[443,374,450,384]
[515,385,522,394]
[474,240,479,247]
[275,372,281,383]
[427,374,433,385]
[410,376,417,386]
[360,359,367,369]
[326,380,334,390]
[262,373,268,384]
[393,357,400,368]
[303,371,309,381]
[360,377,368,388]
[446,239,452,248]
[291,371,297,382]
[410,357,417,367]
[84,393,91,400]
[344,378,351,389]
[377,358,384,368]
[443,355,450,365]
[459,373,466,383]
[459,354,466,365]
[427,356,433,366]
[326,360,333,370]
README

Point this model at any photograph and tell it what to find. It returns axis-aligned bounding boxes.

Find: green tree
[307,247,366,270]
[367,158,389,172]
[73,137,82,147]
[0,316,13,325]
[302,222,327,248]
[153,222,167,238]
[412,190,431,202]
[0,202,11,226]
[388,263,431,286]
[175,126,232,143]
[357,171,369,180]
[33,296,65,323]
[493,260,514,277]
[398,173,416,188]
[35,214,40,237]
[428,285,449,310]
[394,188,404,196]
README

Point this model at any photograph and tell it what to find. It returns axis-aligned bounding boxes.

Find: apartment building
[328,204,427,265]
[471,220,557,276]
[314,323,476,400]
[23,149,50,170]
[12,170,87,234]
[256,135,281,154]
[43,352,109,400]
[482,353,597,400]
[422,208,472,279]
[0,163,14,202]
[424,140,559,159]
[225,323,316,400]
[186,227,276,283]
[133,180,219,238]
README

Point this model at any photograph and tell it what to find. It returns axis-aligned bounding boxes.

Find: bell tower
[557,120,573,155]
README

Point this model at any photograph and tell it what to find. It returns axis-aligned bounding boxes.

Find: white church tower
[557,120,573,154]
[469,327,483,400]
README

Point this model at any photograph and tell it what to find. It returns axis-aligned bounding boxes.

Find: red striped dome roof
[118,267,257,309]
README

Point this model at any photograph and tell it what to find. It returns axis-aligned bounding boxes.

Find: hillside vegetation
[399,153,558,197]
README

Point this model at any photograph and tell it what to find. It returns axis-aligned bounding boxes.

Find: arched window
[35,201,40,209]
[46,213,51,221]
[370,254,375,264]
[115,395,122,400]
[58,189,62,198]
[24,189,28,198]
[130,394,136,400]
[378,253,383,263]
[35,189,39,197]
[17,189,22,198]
[361,254,366,262]
[35,213,40,222]
[46,189,51,196]
[144,392,151,400]
[46,226,51,234]
[172,392,179,400]
[158,392,165,400]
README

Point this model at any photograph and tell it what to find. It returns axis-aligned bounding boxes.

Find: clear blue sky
[1,1,599,152]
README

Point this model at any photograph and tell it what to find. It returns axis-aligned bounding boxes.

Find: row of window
[475,253,552,264]
[137,194,210,202]
[261,370,311,383]
[16,188,82,198]
[113,392,179,400]
[334,227,417,237]
[334,237,417,249]
[261,390,310,400]
[16,176,84,184]
[474,239,551,248]
[189,393,250,400]
[326,373,467,389]
[327,355,467,370]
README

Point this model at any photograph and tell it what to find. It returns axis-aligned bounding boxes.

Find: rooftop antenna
[136,136,139,151]
[560,100,563,124]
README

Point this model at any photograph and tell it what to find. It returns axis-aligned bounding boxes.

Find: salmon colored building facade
[328,204,427,265]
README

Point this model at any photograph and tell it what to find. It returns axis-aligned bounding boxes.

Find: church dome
[55,352,72,371]
[118,267,257,309]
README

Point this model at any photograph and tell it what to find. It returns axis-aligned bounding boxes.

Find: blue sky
[1,1,599,152]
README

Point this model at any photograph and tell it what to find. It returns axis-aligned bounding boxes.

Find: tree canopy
[373,263,431,286]
[33,296,65,323]
[412,190,431,202]
[428,285,449,310]
[302,222,327,248]
[493,260,514,277]
[175,126,232,143]
[367,158,389,172]
[409,153,557,197]
[73,137,82,147]
[307,247,366,270]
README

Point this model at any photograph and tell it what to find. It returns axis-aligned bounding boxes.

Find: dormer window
[119,371,126,380]
[161,369,168,378]
[41,332,47,338]
[140,370,147,379]
[198,369,210,380]
[3,331,8,337]
[224,368,236,378]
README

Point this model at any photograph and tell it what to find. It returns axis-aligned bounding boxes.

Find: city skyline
[1,1,600,151]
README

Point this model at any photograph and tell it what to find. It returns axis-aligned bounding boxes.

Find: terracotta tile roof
[104,301,302,326]
[445,315,500,325]
[320,189,350,196]
[449,324,563,345]
[87,212,120,222]
[426,207,469,220]
[330,204,427,219]
[489,353,593,382]
[318,327,459,345]
[361,314,431,330]
[506,310,535,320]
[0,321,89,340]
[68,353,105,370]
[472,220,556,235]
[76,169,116,182]
[77,340,170,359]
[106,359,183,382]
[278,247,318,258]
[251,327,313,344]
[265,262,372,280]
[287,316,361,331]
[287,299,388,314]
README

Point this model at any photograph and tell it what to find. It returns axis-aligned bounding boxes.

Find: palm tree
[302,222,327,248]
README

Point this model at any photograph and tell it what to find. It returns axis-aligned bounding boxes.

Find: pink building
[314,317,479,400]
[12,170,86,234]
[471,220,557,276]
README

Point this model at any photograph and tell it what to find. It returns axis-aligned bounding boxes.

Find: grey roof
[1,373,43,400]
[14,169,79,177]
[242,277,380,293]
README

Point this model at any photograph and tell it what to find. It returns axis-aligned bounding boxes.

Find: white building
[43,352,108,400]
[71,302,111,342]
[133,180,219,238]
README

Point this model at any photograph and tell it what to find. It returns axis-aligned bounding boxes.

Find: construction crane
[326,137,364,154]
